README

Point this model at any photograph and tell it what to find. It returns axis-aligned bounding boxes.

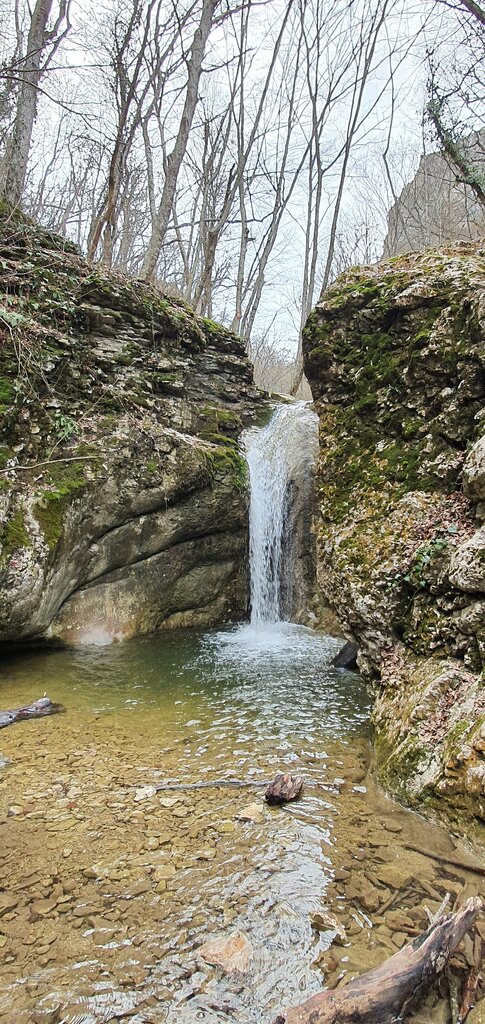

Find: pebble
[383,819,402,834]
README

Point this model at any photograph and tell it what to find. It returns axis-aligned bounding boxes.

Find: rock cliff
[303,240,485,827]
[382,132,485,258]
[0,211,265,647]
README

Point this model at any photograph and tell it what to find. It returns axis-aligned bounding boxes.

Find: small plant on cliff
[403,532,451,589]
[53,410,76,442]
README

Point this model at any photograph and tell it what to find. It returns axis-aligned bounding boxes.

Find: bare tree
[140,0,220,281]
[0,0,71,206]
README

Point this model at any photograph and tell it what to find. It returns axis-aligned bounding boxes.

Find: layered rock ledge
[303,241,485,827]
[0,212,265,646]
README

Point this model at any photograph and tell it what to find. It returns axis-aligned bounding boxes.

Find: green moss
[146,459,158,473]
[199,404,242,441]
[443,718,475,762]
[205,445,248,491]
[1,507,31,560]
[33,461,88,550]
[373,728,429,800]
[0,377,14,404]
[202,318,220,335]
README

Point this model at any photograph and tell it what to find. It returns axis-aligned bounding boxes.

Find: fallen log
[265,773,303,805]
[273,896,482,1024]
[0,695,63,729]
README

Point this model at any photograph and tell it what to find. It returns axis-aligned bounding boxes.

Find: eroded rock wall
[303,241,485,826]
[0,212,265,646]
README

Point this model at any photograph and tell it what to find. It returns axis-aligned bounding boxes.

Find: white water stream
[241,401,319,625]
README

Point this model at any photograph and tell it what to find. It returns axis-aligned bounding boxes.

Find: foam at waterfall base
[202,621,342,670]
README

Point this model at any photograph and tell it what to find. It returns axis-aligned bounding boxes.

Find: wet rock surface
[0,212,266,648]
[303,241,485,824]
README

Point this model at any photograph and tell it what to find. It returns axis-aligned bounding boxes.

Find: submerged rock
[236,801,265,823]
[0,212,266,647]
[303,240,485,826]
[199,931,253,973]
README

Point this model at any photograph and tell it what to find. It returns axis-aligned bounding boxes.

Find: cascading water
[241,401,319,626]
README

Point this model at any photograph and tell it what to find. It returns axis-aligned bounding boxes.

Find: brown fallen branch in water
[155,779,272,792]
[273,896,482,1024]
[0,695,63,729]
[404,843,485,879]
[150,774,305,799]
[265,773,303,805]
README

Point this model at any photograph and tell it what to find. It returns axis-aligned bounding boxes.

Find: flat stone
[91,928,116,944]
[216,820,236,834]
[199,931,253,974]
[30,899,58,918]
[194,848,216,861]
[125,878,152,897]
[153,864,176,881]
[0,894,19,917]
[72,905,100,918]
[159,797,178,808]
[134,786,157,802]
[117,966,148,986]
[382,819,402,834]
[333,868,351,881]
[236,802,265,824]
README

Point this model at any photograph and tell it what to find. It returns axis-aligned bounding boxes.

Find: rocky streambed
[0,625,484,1024]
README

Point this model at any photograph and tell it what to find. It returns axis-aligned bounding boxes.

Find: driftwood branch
[404,843,485,879]
[273,897,483,1024]
[0,695,63,729]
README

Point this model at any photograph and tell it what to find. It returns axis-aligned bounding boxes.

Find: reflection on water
[0,626,483,1024]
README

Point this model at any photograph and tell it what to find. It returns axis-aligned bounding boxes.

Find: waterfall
[241,401,319,626]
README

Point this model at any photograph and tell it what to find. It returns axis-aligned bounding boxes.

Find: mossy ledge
[0,208,268,647]
[304,239,485,832]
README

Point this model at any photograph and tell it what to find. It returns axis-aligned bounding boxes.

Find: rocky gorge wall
[0,211,266,647]
[303,240,485,829]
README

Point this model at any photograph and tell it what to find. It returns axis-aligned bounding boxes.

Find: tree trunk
[1,0,56,207]
[140,0,218,281]
[0,696,62,729]
[273,897,482,1024]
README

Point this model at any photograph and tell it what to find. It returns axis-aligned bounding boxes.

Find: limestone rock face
[0,213,266,647]
[449,529,485,593]
[463,435,485,506]
[303,240,485,826]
